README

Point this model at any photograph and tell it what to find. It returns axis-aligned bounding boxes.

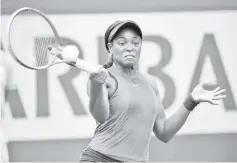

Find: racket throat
[48,44,64,59]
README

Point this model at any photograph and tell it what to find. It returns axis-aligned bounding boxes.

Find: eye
[133,41,141,46]
[118,42,125,46]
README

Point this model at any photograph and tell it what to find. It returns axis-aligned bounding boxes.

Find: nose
[126,43,133,52]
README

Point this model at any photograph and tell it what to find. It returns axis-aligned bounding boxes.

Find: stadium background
[1,0,237,161]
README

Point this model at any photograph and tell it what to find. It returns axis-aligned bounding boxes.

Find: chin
[123,61,136,68]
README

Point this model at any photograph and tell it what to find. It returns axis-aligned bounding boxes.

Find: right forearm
[89,81,109,123]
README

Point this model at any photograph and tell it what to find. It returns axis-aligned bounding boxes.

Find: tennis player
[0,48,16,163]
[79,20,226,162]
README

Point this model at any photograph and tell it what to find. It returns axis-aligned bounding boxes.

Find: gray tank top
[89,66,160,162]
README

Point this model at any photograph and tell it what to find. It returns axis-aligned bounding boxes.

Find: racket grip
[74,58,100,73]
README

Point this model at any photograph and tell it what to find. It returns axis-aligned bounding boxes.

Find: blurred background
[1,0,237,162]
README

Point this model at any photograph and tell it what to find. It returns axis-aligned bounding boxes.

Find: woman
[79,20,226,162]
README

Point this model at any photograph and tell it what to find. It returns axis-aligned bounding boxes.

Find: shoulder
[142,73,156,86]
[86,69,117,96]
[141,72,159,95]
[142,73,164,111]
[104,66,118,88]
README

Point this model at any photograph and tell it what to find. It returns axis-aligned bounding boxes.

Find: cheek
[136,44,142,51]
[135,47,142,56]
[113,45,125,53]
[136,47,141,52]
[113,46,125,57]
[113,51,123,61]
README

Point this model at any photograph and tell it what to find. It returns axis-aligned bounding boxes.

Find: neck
[114,62,138,77]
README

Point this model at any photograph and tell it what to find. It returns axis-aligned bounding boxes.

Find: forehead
[114,28,141,39]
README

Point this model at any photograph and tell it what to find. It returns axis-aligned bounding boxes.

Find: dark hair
[103,54,113,69]
[103,20,142,69]
[113,25,141,42]
[104,20,142,52]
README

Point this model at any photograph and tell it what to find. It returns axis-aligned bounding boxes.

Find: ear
[107,43,114,54]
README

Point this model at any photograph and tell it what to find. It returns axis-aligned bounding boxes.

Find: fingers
[213,94,227,100]
[89,67,108,84]
[212,87,221,93]
[210,88,226,105]
[213,89,226,96]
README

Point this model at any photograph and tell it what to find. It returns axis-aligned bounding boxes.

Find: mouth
[124,55,136,58]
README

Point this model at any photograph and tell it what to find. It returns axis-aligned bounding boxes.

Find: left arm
[153,81,226,143]
[153,91,191,143]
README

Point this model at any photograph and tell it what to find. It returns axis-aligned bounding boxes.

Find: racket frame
[6,7,101,74]
[7,7,64,70]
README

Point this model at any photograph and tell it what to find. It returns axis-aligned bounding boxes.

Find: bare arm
[87,68,117,123]
[151,77,226,143]
[153,100,190,143]
[143,74,185,143]
[87,79,110,123]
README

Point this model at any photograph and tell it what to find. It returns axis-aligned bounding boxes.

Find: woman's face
[109,28,142,68]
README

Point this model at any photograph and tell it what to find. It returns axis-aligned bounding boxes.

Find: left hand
[191,83,226,105]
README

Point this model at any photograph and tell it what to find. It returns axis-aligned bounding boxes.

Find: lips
[124,55,136,58]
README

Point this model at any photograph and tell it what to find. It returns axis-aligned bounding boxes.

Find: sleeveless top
[88,65,160,162]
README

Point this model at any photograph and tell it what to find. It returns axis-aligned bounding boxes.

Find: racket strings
[8,9,58,69]
[35,37,55,66]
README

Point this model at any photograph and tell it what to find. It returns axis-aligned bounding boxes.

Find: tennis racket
[7,7,100,73]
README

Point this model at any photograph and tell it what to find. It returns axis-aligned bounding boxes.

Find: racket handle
[74,58,100,73]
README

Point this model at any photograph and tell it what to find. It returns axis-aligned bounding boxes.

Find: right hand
[89,66,108,84]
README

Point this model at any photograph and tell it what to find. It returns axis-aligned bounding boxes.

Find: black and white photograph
[1,0,237,162]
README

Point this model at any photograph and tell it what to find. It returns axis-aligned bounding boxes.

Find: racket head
[7,7,64,70]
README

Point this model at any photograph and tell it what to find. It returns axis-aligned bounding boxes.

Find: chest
[109,76,159,117]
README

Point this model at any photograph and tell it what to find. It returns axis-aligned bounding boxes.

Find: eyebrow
[115,36,141,40]
[115,37,125,40]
